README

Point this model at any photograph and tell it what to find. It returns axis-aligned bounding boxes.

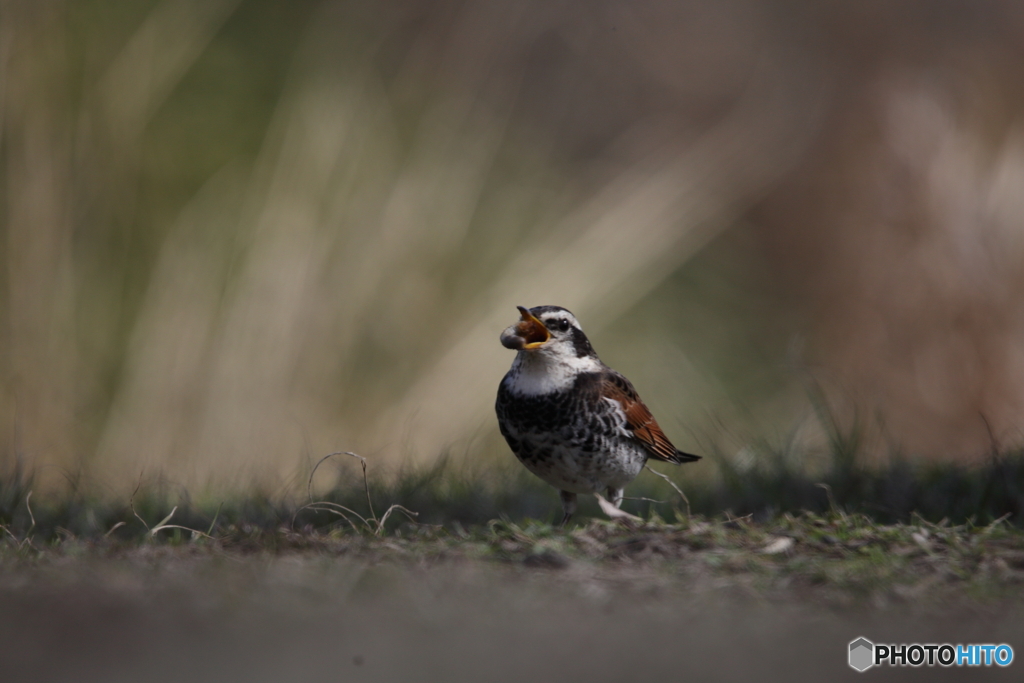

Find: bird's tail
[670,450,701,465]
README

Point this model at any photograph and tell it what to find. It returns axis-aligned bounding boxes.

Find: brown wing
[599,371,698,464]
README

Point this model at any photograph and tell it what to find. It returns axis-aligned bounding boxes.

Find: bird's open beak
[500,306,551,350]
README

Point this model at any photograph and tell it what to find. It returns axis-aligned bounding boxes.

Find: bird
[495,305,700,526]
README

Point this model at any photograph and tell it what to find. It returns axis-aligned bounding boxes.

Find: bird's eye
[547,318,570,332]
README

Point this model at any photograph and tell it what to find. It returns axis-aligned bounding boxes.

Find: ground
[2,514,1022,682]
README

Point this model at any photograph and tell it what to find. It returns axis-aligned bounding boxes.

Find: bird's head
[500,305,597,361]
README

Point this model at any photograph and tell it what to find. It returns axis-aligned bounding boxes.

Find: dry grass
[7,1,1024,494]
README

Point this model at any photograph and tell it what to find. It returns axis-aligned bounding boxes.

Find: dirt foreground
[1,518,1022,682]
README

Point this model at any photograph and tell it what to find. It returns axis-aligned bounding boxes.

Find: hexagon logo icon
[849,637,874,672]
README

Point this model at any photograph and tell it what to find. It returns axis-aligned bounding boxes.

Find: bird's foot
[558,490,577,528]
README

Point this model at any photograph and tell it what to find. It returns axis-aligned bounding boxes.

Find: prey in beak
[500,306,551,350]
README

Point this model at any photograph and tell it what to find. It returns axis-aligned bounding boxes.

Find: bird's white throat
[504,348,602,396]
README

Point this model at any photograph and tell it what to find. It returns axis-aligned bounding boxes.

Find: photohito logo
[849,638,874,672]
[848,637,1014,672]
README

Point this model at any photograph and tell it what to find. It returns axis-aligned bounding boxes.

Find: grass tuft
[2,403,1024,547]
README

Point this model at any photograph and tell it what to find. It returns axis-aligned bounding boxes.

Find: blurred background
[4,0,1024,495]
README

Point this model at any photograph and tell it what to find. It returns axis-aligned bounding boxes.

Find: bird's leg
[606,487,624,509]
[558,490,577,528]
